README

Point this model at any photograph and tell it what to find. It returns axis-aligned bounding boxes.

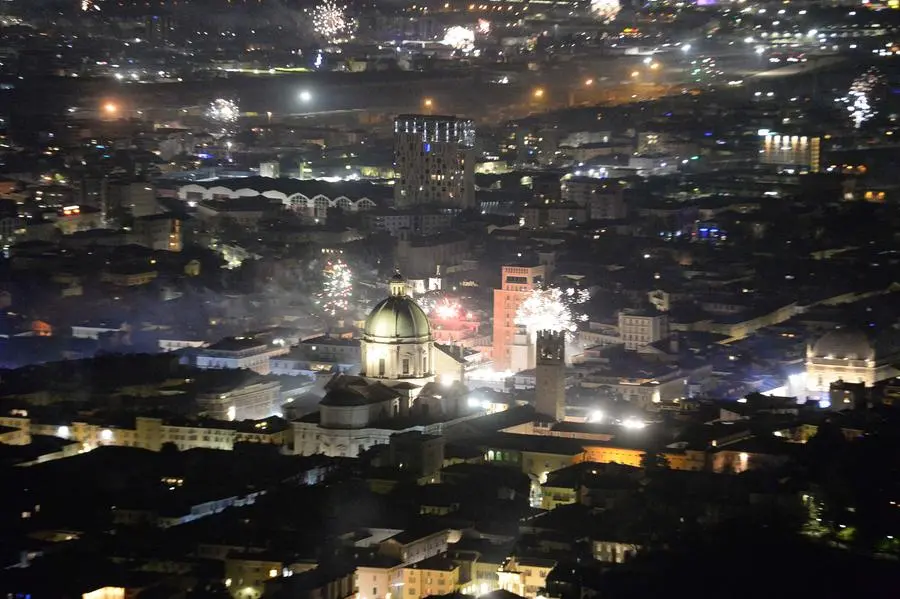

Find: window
[402,358,410,375]
[379,358,386,377]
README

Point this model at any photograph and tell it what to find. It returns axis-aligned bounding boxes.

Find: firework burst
[206,98,239,125]
[515,286,590,338]
[842,67,884,129]
[442,26,476,52]
[316,259,353,316]
[591,0,621,23]
[431,298,463,320]
[312,1,357,43]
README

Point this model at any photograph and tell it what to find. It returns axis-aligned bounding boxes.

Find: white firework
[316,259,353,316]
[313,1,356,43]
[206,98,239,124]
[843,68,883,129]
[591,0,621,23]
[442,26,475,53]
[515,287,590,338]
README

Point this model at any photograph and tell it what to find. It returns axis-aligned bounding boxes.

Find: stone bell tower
[535,329,565,422]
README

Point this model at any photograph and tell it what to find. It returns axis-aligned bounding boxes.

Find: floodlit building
[393,114,475,209]
[617,310,669,351]
[492,264,546,372]
[805,327,900,397]
[196,379,283,421]
[759,132,821,173]
[193,336,289,375]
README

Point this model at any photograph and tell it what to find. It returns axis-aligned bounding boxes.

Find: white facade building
[617,310,668,351]
[194,337,289,375]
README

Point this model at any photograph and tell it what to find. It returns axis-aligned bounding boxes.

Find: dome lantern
[389,271,408,298]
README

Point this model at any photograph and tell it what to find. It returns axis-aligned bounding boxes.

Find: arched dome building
[361,273,435,384]
[805,326,900,395]
[292,273,471,458]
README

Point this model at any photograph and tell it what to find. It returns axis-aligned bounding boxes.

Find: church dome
[363,273,431,342]
[811,328,874,360]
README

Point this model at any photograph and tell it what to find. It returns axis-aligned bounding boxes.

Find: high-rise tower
[492,263,545,371]
[535,329,565,422]
[393,114,475,209]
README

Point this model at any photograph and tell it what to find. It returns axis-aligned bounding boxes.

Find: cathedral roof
[810,327,875,360]
[319,375,399,406]
[363,273,431,342]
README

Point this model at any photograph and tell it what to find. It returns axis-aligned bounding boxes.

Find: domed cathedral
[805,325,900,396]
[361,272,435,387]
[292,273,470,458]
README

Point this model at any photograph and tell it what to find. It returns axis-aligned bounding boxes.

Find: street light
[631,71,640,78]
[584,78,594,86]
[103,102,118,114]
[299,90,312,103]
[533,87,545,99]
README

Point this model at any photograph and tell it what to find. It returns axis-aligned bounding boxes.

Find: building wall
[356,566,393,599]
[225,556,282,599]
[291,422,396,457]
[195,345,288,375]
[361,339,434,382]
[535,330,565,421]
[805,358,887,393]
[617,312,668,351]
[492,265,545,371]
[498,559,553,599]
[592,541,639,564]
[177,184,377,216]
[197,381,283,421]
[522,205,587,229]
[396,236,470,279]
[540,484,577,510]
[398,565,459,599]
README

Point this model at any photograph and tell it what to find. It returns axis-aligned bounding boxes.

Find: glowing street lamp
[103,102,118,115]
[584,78,594,86]
[533,87,545,99]
[631,71,640,78]
[299,90,312,103]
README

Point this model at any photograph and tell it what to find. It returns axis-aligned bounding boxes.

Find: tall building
[393,114,475,209]
[132,213,182,252]
[102,180,159,223]
[492,264,545,371]
[535,330,565,421]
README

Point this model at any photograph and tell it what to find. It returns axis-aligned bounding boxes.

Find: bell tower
[535,329,565,422]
